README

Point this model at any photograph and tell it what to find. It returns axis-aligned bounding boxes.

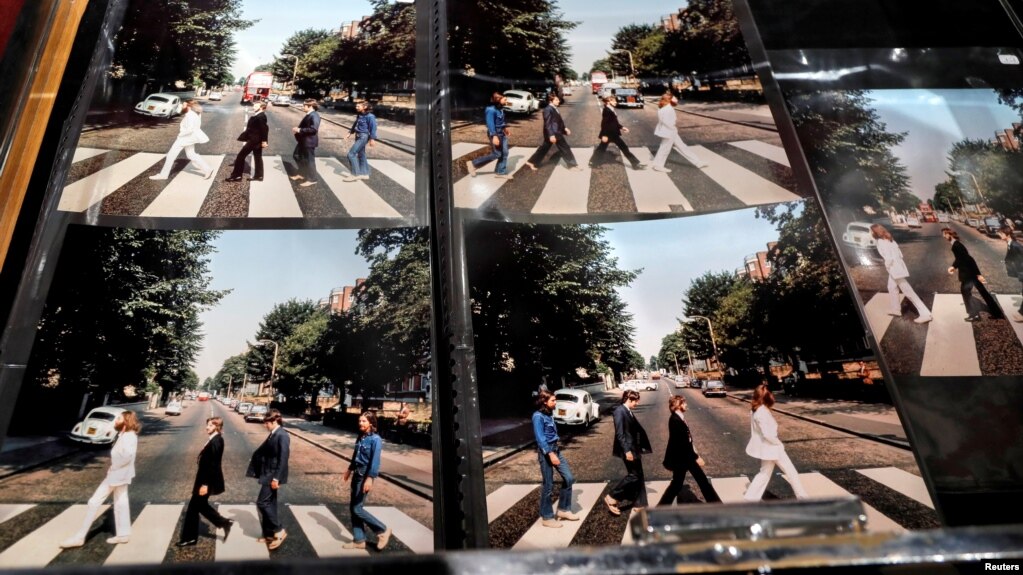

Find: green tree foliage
[943,140,1023,219]
[250,299,320,387]
[23,228,226,421]
[679,271,735,359]
[112,0,255,89]
[213,353,248,394]
[609,24,656,76]
[269,29,333,87]
[467,223,638,396]
[787,91,918,215]
[275,311,333,402]
[933,180,964,214]
[657,330,688,374]
[660,0,750,76]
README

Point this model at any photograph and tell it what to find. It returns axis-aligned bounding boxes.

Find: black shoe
[175,539,198,547]
[965,314,981,322]
[249,176,263,181]
[225,176,242,182]
[221,519,234,542]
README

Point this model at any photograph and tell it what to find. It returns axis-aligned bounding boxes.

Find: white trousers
[652,133,704,168]
[888,276,931,318]
[743,450,809,501]
[73,478,132,539]
[158,142,211,178]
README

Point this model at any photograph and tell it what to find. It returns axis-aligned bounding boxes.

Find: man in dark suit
[247,408,290,550]
[226,101,269,182]
[658,395,720,505]
[290,99,321,187]
[525,94,582,171]
[591,95,645,170]
[176,417,233,546]
[604,389,651,516]
[943,227,1004,321]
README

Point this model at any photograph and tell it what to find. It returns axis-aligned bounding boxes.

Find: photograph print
[447,0,804,221]
[57,0,419,228]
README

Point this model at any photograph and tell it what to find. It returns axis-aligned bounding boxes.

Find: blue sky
[866,89,1021,203]
[193,207,783,381]
[229,0,683,80]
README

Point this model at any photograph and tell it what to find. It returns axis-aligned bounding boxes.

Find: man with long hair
[942,227,1004,321]
[176,417,233,546]
[61,411,141,548]
[532,389,578,528]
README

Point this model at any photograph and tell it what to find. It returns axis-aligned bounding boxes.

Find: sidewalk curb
[0,443,83,481]
[725,393,912,451]
[285,427,433,501]
[675,106,778,133]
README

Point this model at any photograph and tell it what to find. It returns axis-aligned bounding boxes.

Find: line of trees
[593,0,752,85]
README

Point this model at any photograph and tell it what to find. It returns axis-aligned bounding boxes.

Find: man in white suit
[150,101,213,180]
[61,411,141,548]
[650,93,707,173]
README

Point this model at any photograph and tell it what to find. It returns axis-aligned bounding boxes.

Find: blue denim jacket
[351,113,378,140]
[349,432,382,478]
[532,410,559,454]
[485,105,507,137]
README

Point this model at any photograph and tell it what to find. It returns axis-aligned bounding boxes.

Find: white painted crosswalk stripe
[72,147,109,163]
[622,480,671,544]
[289,504,369,557]
[627,148,693,212]
[59,153,164,212]
[997,294,1023,342]
[453,146,530,209]
[728,140,791,167]
[689,145,800,206]
[317,158,402,218]
[0,504,109,568]
[486,484,537,523]
[795,472,904,533]
[710,476,750,503]
[0,503,34,526]
[104,504,183,565]
[247,156,303,218]
[215,505,270,562]
[512,482,605,550]
[863,292,904,341]
[452,142,487,158]
[363,506,433,554]
[532,149,595,214]
[920,294,981,376]
[141,156,225,217]
[857,468,934,509]
[368,159,416,193]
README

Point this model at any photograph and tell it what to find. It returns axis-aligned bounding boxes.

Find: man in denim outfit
[531,389,579,528]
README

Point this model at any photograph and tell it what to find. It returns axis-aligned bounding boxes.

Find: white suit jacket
[106,431,137,486]
[875,238,910,279]
[175,109,209,146]
[745,406,785,460]
[654,104,678,138]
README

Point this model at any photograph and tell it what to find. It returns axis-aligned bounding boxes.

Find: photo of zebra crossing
[451,139,801,217]
[58,148,418,222]
[0,465,934,566]
[863,292,1023,376]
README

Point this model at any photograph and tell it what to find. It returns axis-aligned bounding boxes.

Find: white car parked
[552,389,600,426]
[842,221,876,249]
[165,401,182,416]
[69,406,127,445]
[502,90,539,114]
[134,93,184,118]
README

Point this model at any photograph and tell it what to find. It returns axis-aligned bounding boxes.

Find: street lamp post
[258,339,279,399]
[685,315,720,371]
[666,352,681,376]
[279,54,299,91]
[607,49,635,78]
[951,170,987,211]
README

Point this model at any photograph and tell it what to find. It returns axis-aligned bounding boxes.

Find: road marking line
[622,480,670,544]
[0,504,109,568]
[141,156,224,217]
[512,482,605,550]
[247,156,302,218]
[863,292,903,342]
[856,468,934,509]
[920,294,981,376]
[0,504,34,526]
[997,294,1023,346]
[215,505,271,562]
[794,472,903,533]
[58,153,165,212]
[289,505,368,557]
[486,484,537,524]
[72,147,109,163]
[453,146,530,209]
[368,159,415,193]
[627,148,693,212]
[728,141,791,167]
[689,145,800,206]
[452,143,487,158]
[363,506,433,554]
[532,148,594,214]
[104,504,183,565]
[317,158,401,218]
[709,476,750,503]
